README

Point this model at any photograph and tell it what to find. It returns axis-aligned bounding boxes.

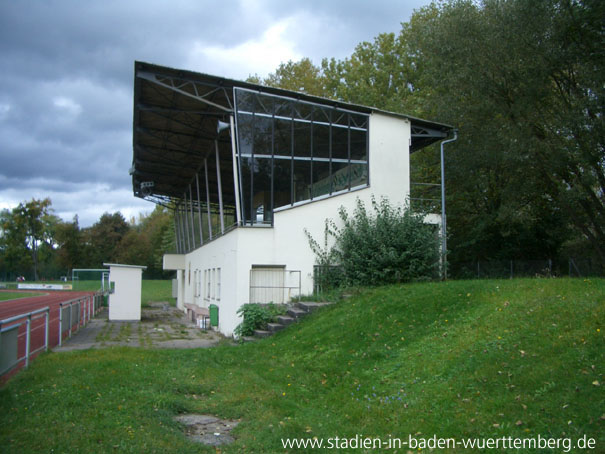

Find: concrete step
[267,322,285,332]
[276,315,295,326]
[287,307,306,319]
[253,329,272,338]
[297,301,333,313]
[241,336,257,343]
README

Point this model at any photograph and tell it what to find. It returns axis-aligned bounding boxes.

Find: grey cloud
[0,0,428,227]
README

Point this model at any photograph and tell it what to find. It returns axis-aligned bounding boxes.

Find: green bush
[307,196,440,287]
[234,303,285,337]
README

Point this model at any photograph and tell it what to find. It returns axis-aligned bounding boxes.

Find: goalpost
[71,269,109,291]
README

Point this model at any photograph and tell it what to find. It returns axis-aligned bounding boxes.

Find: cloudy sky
[0,0,429,227]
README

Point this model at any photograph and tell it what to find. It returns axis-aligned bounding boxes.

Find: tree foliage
[0,200,175,280]
[258,0,605,271]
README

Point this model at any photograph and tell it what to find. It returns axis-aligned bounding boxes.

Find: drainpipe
[440,129,458,280]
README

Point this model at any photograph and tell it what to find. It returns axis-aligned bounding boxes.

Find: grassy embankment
[0,278,603,453]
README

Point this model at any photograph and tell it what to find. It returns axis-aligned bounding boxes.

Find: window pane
[252,157,272,224]
[332,110,348,127]
[273,158,291,209]
[235,89,255,112]
[293,119,311,158]
[294,102,313,121]
[350,113,368,129]
[313,123,330,159]
[350,128,367,161]
[293,160,312,203]
[240,157,253,224]
[350,163,368,187]
[314,106,331,124]
[332,161,350,192]
[274,119,291,157]
[237,113,254,156]
[254,93,271,115]
[332,125,348,160]
[254,116,272,156]
[312,161,331,198]
[273,97,292,118]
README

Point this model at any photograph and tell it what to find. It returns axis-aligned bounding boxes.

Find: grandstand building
[131,61,452,336]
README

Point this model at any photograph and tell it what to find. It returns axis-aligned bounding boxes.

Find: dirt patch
[174,414,240,446]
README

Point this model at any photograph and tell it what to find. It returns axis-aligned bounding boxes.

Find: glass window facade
[234,88,369,225]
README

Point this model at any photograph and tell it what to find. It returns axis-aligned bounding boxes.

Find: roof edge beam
[137,71,232,113]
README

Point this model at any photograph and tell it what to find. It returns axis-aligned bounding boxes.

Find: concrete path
[54,302,225,352]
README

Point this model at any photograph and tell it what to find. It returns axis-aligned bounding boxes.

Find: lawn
[0,278,602,453]
[0,291,44,302]
[0,280,175,305]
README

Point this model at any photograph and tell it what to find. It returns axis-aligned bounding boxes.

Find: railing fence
[1,292,103,378]
[0,307,50,375]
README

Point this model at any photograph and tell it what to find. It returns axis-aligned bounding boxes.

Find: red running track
[0,290,98,383]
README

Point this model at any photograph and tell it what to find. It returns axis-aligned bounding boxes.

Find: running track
[0,290,98,382]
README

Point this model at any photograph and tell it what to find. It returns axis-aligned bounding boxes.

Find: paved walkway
[54,302,225,352]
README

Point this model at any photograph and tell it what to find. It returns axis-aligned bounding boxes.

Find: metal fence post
[25,315,31,368]
[44,308,49,352]
[59,303,63,346]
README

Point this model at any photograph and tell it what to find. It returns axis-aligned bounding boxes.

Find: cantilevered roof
[132,61,453,205]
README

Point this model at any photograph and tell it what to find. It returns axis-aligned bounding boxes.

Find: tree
[55,215,83,273]
[0,198,59,280]
[261,58,330,97]
[0,208,30,279]
[400,0,603,268]
[83,212,130,267]
[114,206,172,277]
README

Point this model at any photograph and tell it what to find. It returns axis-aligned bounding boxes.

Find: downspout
[440,129,458,280]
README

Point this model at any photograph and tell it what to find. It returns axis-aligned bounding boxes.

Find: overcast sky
[0,0,429,227]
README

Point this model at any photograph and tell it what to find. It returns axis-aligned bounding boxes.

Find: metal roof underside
[132,61,453,205]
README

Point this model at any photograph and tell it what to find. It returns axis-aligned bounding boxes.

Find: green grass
[0,280,174,306]
[141,280,174,305]
[1,278,603,453]
[0,292,44,302]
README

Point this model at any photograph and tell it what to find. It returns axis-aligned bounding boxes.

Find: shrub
[306,196,440,287]
[234,303,285,337]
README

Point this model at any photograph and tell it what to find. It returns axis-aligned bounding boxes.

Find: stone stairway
[243,301,333,342]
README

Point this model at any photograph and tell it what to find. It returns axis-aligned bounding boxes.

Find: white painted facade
[104,263,146,321]
[164,112,415,336]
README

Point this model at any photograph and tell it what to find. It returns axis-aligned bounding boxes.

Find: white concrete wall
[171,112,411,336]
[106,264,145,321]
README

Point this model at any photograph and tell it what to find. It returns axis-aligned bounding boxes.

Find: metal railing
[58,293,104,346]
[0,307,50,375]
[0,292,104,379]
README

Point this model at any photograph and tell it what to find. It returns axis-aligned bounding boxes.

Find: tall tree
[55,215,83,273]
[83,212,130,267]
[400,0,603,268]
[4,198,58,280]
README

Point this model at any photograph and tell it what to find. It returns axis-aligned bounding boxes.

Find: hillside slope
[1,278,603,453]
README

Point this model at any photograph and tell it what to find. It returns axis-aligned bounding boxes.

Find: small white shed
[103,263,147,321]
